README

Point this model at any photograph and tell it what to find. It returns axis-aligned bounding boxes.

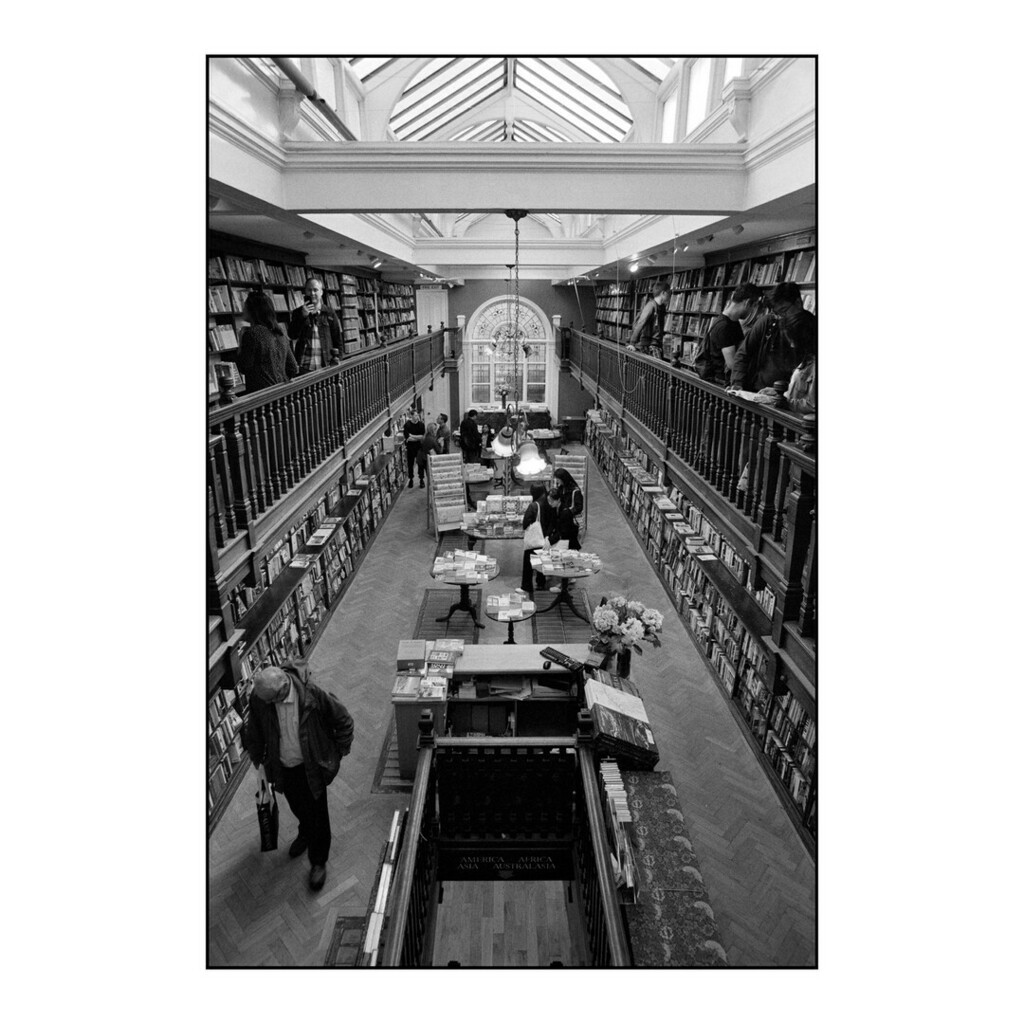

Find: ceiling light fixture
[302,230,315,239]
[628,261,640,273]
[372,259,383,269]
[732,225,744,235]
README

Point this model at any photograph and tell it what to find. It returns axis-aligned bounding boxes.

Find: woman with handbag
[521,483,552,596]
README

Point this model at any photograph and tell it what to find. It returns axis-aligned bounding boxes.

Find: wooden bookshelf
[662,231,816,364]
[207,433,409,834]
[585,409,816,856]
[593,281,635,344]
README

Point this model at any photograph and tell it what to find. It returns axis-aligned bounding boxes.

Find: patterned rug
[323,915,369,967]
[621,770,729,967]
[414,587,482,643]
[531,587,594,644]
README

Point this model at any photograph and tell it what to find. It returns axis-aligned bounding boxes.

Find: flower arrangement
[590,596,664,657]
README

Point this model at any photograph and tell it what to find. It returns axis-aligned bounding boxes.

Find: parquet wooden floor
[207,444,815,967]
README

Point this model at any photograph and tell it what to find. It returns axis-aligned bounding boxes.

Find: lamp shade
[492,426,516,457]
[516,441,546,475]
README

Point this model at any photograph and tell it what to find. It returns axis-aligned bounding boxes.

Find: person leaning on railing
[694,283,762,385]
[237,290,299,393]
[729,282,816,393]
[626,279,671,357]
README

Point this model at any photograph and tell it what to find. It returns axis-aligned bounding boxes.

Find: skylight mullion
[462,120,500,141]
[400,56,465,97]
[523,120,570,142]
[515,77,609,142]
[535,58,631,124]
[392,58,490,123]
[359,57,399,82]
[394,64,504,137]
[520,62,629,134]
[407,69,505,139]
[414,78,506,140]
[516,69,616,141]
[549,58,630,115]
[517,65,624,137]
[513,121,544,141]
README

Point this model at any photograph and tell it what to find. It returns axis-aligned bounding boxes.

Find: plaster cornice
[747,56,803,92]
[208,98,286,170]
[281,141,747,173]
[744,107,816,171]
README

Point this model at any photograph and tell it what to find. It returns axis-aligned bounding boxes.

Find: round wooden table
[530,551,602,623]
[431,553,500,629]
[484,592,538,644]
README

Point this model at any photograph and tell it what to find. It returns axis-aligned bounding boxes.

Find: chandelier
[491,210,545,477]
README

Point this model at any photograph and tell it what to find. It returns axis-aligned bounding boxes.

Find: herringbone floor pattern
[207,444,815,967]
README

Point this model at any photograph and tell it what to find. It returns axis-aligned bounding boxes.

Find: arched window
[465,297,553,408]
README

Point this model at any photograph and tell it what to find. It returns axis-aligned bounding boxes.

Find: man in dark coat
[730,282,816,393]
[627,279,670,356]
[242,662,354,891]
[459,409,482,463]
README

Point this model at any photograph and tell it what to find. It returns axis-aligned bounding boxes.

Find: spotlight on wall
[372,259,383,269]
[628,261,640,273]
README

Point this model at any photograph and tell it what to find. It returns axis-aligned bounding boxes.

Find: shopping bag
[255,767,279,852]
[523,519,546,550]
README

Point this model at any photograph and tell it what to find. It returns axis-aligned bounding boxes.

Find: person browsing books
[434,413,451,454]
[287,276,342,374]
[242,662,354,892]
[459,409,482,464]
[551,467,584,550]
[236,290,298,393]
[521,482,554,596]
[626,279,670,356]
[415,423,441,488]
[402,410,425,488]
[729,282,816,393]
[693,283,762,385]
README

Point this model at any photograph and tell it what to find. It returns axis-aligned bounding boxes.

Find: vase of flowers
[589,596,664,677]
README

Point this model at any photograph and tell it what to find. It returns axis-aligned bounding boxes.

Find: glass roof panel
[392,58,497,124]
[515,66,619,141]
[526,59,630,130]
[345,57,397,81]
[625,57,681,81]
[394,64,506,139]
[519,119,572,143]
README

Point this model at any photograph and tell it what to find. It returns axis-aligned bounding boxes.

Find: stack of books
[585,679,659,770]
[530,550,603,576]
[432,550,497,582]
[485,593,537,621]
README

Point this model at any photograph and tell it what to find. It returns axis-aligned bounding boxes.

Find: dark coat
[287,306,342,371]
[237,325,298,393]
[242,662,353,800]
[459,416,482,455]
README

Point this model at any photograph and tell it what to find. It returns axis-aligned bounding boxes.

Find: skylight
[625,57,681,82]
[345,57,398,82]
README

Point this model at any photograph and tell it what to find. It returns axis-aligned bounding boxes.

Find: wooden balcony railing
[207,330,448,548]
[565,329,816,644]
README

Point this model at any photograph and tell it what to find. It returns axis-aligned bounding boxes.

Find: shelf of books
[594,282,635,343]
[585,409,816,853]
[207,433,409,833]
[662,231,816,367]
[377,282,417,344]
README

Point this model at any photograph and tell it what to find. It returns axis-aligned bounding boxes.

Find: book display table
[431,550,500,629]
[391,642,590,776]
[484,592,537,644]
[530,550,602,622]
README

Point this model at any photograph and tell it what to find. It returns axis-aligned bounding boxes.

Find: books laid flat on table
[306,527,334,546]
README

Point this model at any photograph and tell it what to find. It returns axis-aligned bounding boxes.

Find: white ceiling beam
[281,142,747,213]
[360,57,434,140]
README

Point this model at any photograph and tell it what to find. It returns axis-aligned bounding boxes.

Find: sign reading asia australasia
[439,845,573,881]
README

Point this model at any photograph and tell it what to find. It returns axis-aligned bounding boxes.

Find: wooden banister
[567,328,816,644]
[207,331,446,550]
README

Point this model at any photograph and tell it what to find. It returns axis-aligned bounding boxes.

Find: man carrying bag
[254,766,279,852]
[243,662,354,892]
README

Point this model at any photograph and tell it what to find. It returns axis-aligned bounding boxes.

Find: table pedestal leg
[504,620,516,645]
[537,578,590,622]
[436,584,484,628]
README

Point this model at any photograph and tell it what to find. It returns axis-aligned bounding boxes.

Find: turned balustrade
[208,330,449,546]
[567,329,816,641]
